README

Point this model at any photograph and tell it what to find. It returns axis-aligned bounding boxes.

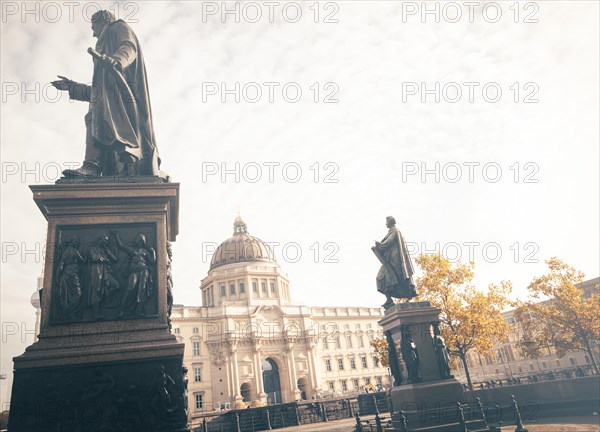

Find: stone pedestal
[379,302,464,417]
[8,179,189,432]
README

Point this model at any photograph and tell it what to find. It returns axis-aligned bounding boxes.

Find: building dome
[210,216,277,270]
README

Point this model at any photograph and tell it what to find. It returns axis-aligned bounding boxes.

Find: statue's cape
[376,227,416,297]
[92,20,159,175]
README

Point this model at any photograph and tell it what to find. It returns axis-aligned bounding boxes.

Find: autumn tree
[415,254,512,390]
[371,337,390,368]
[514,258,600,375]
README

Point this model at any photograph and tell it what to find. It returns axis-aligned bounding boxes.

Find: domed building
[170,215,388,427]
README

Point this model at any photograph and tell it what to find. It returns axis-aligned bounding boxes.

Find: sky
[1,0,599,407]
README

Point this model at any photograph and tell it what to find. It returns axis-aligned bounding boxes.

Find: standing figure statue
[401,337,421,383]
[87,233,120,319]
[55,235,85,320]
[372,216,417,309]
[113,232,156,317]
[151,365,176,417]
[433,325,453,379]
[166,241,174,330]
[51,10,161,178]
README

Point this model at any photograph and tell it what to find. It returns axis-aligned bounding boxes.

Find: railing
[193,394,388,432]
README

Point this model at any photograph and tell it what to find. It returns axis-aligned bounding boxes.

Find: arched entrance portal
[297,378,308,400]
[262,358,282,404]
[240,382,253,403]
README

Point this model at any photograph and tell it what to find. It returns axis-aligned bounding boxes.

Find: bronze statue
[87,233,120,319]
[372,216,417,309]
[51,10,160,178]
[401,337,421,383]
[114,232,156,317]
[55,235,85,319]
[166,241,174,330]
[433,326,453,379]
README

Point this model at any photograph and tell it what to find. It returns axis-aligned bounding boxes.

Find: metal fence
[193,393,390,432]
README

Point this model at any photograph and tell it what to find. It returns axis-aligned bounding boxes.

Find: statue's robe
[375,226,417,299]
[69,19,160,175]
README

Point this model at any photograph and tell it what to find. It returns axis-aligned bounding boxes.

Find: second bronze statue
[372,216,418,309]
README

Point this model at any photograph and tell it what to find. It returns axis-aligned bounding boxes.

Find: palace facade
[170,216,389,425]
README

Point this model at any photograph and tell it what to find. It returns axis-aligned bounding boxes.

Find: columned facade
[170,216,389,427]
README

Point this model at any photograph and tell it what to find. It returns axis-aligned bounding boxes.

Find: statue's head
[135,234,147,247]
[91,10,116,38]
[97,233,110,246]
[68,235,80,248]
[386,216,396,228]
[166,241,172,258]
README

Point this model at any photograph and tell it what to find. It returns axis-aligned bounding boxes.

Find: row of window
[322,333,377,350]
[324,355,380,372]
[202,278,291,305]
[327,376,383,392]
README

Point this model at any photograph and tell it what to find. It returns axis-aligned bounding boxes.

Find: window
[542,362,547,369]
[353,379,360,390]
[193,342,201,356]
[350,357,356,369]
[193,327,199,334]
[569,357,575,365]
[220,285,226,297]
[334,337,341,349]
[355,324,361,330]
[556,360,560,367]
[529,364,534,371]
[361,356,368,369]
[376,376,382,385]
[373,356,379,368]
[346,335,353,349]
[367,324,372,329]
[239,282,245,294]
[261,282,267,293]
[194,367,202,382]
[338,358,344,371]
[325,359,332,371]
[322,338,329,350]
[328,382,335,391]
[174,328,180,334]
[367,333,374,343]
[344,324,350,330]
[341,380,348,391]
[365,377,371,385]
[585,355,590,363]
[358,335,364,348]
[195,394,203,410]
[270,282,275,292]
[252,282,258,293]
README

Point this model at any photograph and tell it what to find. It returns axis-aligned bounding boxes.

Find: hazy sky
[1,1,598,406]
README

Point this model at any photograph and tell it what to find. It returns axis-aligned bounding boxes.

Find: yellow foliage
[515,258,599,373]
[415,254,511,389]
[370,338,390,368]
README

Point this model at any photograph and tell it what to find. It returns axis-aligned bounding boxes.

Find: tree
[514,258,600,375]
[371,337,390,368]
[415,254,512,390]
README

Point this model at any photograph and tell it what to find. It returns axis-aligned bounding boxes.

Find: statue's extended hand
[51,75,73,91]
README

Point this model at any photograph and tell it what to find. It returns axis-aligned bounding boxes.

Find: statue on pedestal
[372,216,417,309]
[433,323,453,379]
[401,337,421,384]
[51,10,161,179]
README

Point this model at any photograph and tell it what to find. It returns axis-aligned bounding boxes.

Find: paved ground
[280,415,600,431]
